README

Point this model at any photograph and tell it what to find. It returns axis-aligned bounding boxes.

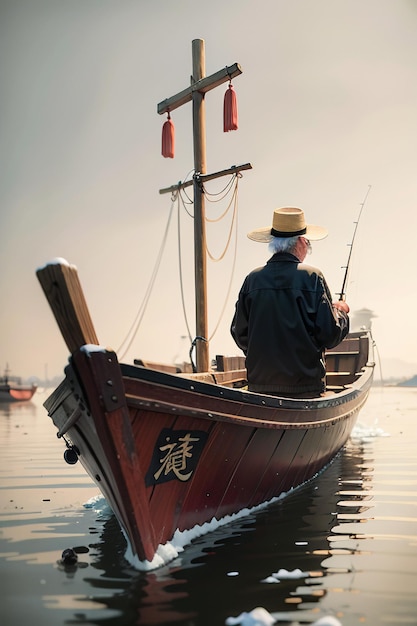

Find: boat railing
[325,332,371,389]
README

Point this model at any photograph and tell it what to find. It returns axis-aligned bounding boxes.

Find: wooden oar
[36,259,99,354]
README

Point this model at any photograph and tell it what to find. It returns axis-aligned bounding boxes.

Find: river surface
[1,385,416,626]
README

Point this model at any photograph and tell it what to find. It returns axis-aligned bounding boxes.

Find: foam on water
[124,491,291,571]
[351,420,390,440]
[83,492,293,572]
[225,606,343,625]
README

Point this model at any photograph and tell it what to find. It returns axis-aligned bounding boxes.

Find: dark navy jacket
[231,253,349,395]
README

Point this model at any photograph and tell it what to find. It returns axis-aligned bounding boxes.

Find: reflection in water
[0,399,37,419]
[2,389,416,625]
[69,437,371,626]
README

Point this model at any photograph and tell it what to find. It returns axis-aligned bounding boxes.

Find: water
[1,386,416,626]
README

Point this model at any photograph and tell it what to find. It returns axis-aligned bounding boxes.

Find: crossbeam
[157,63,242,115]
[159,162,253,195]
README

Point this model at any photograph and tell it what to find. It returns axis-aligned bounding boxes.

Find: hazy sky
[1,0,416,380]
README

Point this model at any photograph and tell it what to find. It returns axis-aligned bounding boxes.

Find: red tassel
[223,83,238,132]
[162,112,175,158]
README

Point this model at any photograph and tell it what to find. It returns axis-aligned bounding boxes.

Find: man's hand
[333,300,350,313]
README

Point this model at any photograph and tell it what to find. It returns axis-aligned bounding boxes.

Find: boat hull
[0,384,37,402]
[44,333,374,565]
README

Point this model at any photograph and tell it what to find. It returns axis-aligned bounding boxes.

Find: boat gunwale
[124,388,371,429]
[120,360,374,430]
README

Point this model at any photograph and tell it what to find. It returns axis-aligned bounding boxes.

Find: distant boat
[0,366,37,402]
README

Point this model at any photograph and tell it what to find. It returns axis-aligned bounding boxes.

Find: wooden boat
[0,366,37,402]
[36,40,374,568]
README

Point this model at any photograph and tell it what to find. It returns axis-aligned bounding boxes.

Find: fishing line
[338,185,372,301]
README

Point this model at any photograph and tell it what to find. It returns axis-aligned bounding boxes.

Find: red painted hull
[0,383,37,402]
[44,332,374,566]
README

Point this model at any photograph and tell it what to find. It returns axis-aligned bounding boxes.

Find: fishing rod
[338,185,372,301]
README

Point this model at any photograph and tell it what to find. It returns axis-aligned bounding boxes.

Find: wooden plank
[255,429,307,502]
[213,369,247,387]
[326,337,360,353]
[176,420,255,529]
[216,354,246,372]
[134,359,181,374]
[339,354,359,372]
[216,427,282,515]
[287,426,328,487]
[357,335,370,371]
[36,260,98,353]
[325,351,359,374]
[326,372,355,386]
[178,367,247,386]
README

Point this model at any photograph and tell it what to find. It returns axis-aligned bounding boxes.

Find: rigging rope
[176,174,241,342]
[206,175,240,340]
[204,173,237,202]
[205,176,239,261]
[177,189,194,344]
[116,193,176,360]
[117,170,242,362]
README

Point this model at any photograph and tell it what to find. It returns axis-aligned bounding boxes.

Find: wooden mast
[158,39,249,372]
[191,39,209,372]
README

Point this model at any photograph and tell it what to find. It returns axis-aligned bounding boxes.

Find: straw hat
[247,207,328,243]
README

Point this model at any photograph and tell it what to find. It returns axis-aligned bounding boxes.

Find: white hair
[268,235,299,255]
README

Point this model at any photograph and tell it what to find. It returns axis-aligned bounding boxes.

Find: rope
[177,190,194,344]
[176,173,241,345]
[204,174,237,203]
[207,177,240,340]
[116,193,176,360]
[117,169,242,362]
[179,169,195,216]
[205,176,239,261]
[189,336,208,373]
